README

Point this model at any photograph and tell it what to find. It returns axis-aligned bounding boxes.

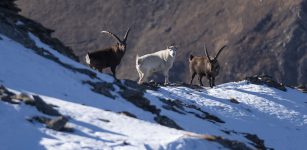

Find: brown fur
[189,45,226,87]
[86,28,130,79]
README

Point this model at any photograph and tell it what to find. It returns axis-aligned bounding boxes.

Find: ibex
[85,27,131,79]
[136,46,177,85]
[189,44,227,87]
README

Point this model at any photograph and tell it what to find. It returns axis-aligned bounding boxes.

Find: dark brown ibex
[85,27,130,79]
[189,44,227,87]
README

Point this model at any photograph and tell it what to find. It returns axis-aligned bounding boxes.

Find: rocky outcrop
[0,85,70,132]
[0,0,77,61]
[32,95,61,116]
[246,74,287,91]
[0,0,20,13]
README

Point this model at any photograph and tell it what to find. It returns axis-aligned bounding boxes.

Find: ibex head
[101,27,131,51]
[167,45,177,57]
[204,44,227,76]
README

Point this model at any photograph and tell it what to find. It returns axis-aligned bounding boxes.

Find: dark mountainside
[0,0,77,61]
[17,0,307,86]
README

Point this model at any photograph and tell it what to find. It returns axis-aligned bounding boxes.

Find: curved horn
[204,44,211,61]
[214,45,227,60]
[101,30,122,43]
[123,27,131,43]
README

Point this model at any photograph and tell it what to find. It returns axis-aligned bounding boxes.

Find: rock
[83,81,115,99]
[168,82,204,89]
[0,85,19,104]
[28,116,70,132]
[118,111,137,118]
[195,113,225,124]
[46,116,68,131]
[229,98,240,104]
[246,74,287,91]
[12,92,35,105]
[33,95,61,116]
[296,85,307,93]
[0,0,21,13]
[160,98,186,114]
[184,103,225,124]
[98,118,110,123]
[119,89,160,115]
[187,134,253,150]
[122,80,161,91]
[122,80,147,92]
[244,133,269,150]
[154,115,183,130]
[213,136,253,150]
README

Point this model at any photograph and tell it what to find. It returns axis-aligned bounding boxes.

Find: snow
[0,32,307,150]
[39,96,194,150]
[153,82,307,149]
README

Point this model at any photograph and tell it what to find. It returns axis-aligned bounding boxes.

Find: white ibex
[136,46,177,85]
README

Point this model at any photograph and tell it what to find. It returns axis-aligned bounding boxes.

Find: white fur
[85,53,91,65]
[136,46,177,84]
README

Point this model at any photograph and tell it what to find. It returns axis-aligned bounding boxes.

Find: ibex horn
[123,27,131,43]
[214,45,227,60]
[204,44,211,61]
[101,30,122,44]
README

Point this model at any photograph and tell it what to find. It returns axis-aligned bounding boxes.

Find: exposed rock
[296,85,307,93]
[83,81,116,99]
[220,130,272,150]
[98,118,110,123]
[159,98,186,115]
[246,74,287,91]
[122,80,147,92]
[122,79,161,92]
[195,112,225,124]
[28,116,72,132]
[46,116,68,131]
[0,85,19,104]
[167,82,204,89]
[0,87,61,116]
[0,0,20,13]
[213,136,253,150]
[12,92,35,105]
[0,1,101,81]
[119,87,182,129]
[160,97,226,124]
[188,133,253,150]
[32,95,61,116]
[229,98,240,104]
[154,115,183,130]
[118,111,137,118]
[185,103,225,124]
[119,89,160,115]
[244,133,270,150]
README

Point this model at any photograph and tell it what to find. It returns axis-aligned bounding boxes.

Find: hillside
[1,1,307,150]
[16,0,307,87]
[1,30,307,149]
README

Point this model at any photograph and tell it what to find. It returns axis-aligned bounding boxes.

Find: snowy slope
[0,32,307,150]
[154,82,307,149]
[0,33,225,150]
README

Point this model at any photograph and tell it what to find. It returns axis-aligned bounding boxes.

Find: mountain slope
[0,32,223,150]
[1,1,307,149]
[0,30,307,149]
[16,0,307,86]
